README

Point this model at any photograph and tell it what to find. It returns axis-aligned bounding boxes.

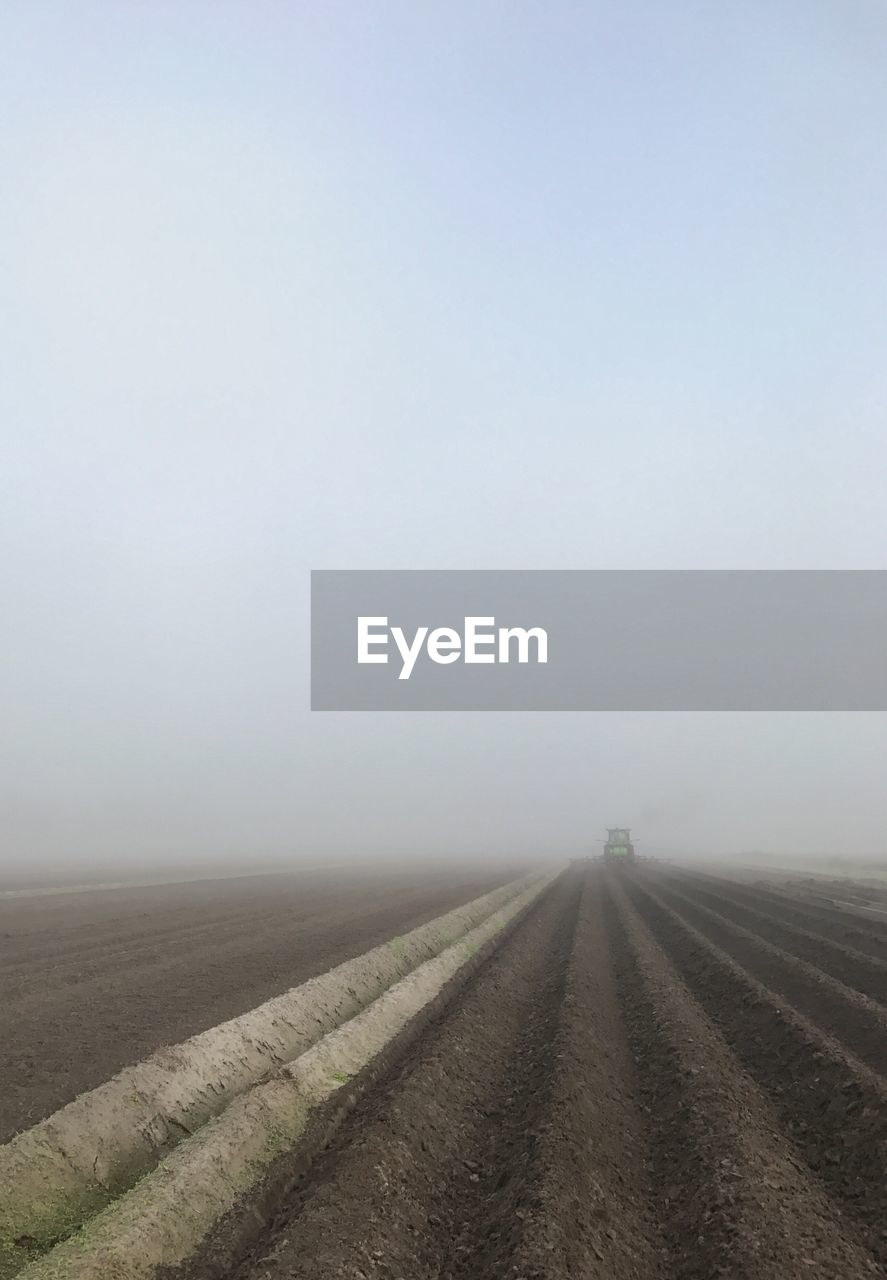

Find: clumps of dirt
[169,873,587,1280]
[649,872,887,1003]
[623,875,887,1272]
[166,865,887,1280]
[645,878,887,1075]
[504,873,661,1280]
[9,876,557,1280]
[0,874,542,1276]
[28,864,887,1280]
[607,874,880,1280]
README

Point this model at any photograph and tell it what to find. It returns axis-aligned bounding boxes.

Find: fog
[3,3,887,877]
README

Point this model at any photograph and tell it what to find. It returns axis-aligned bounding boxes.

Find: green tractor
[603,827,635,865]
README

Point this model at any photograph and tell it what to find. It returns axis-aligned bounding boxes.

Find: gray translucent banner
[310,571,887,710]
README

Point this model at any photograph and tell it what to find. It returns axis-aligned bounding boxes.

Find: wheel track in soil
[167,865,887,1280]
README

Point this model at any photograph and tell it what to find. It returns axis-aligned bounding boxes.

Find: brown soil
[168,863,886,1280]
[646,869,887,1001]
[0,864,519,1142]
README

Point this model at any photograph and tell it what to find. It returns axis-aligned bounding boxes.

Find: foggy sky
[3,2,887,872]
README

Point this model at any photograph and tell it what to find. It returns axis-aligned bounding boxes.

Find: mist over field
[3,3,887,879]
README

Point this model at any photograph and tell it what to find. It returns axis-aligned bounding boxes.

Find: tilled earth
[173,863,887,1280]
[0,864,518,1142]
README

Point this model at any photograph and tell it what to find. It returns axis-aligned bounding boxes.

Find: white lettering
[498,626,548,664]
[427,627,462,664]
[356,617,548,679]
[357,617,389,664]
[464,616,496,664]
[391,625,430,680]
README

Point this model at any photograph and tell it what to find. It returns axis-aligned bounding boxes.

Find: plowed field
[0,865,518,1142]
[173,863,887,1280]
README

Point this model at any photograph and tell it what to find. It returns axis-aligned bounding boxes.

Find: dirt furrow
[636,878,887,1075]
[170,869,671,1280]
[23,864,886,1279]
[671,873,887,961]
[502,870,661,1280]
[649,872,887,1005]
[623,876,887,1268]
[607,874,879,1280]
[172,871,581,1280]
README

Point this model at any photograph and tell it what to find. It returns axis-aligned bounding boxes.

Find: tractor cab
[603,828,635,864]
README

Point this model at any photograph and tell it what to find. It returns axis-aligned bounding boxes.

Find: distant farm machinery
[570,827,638,868]
[603,828,636,865]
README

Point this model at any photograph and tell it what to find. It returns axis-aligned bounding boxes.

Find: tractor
[603,827,635,865]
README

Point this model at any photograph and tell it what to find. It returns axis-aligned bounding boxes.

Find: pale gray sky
[3,2,887,870]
